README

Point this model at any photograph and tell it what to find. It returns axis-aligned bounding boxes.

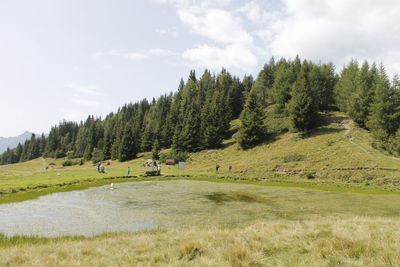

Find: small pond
[1,180,400,237]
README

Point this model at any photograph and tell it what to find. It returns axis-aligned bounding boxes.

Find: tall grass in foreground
[1,217,399,266]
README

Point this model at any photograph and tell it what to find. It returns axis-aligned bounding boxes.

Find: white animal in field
[110,183,114,190]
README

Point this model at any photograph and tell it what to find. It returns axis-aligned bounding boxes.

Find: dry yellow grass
[1,112,400,266]
[181,113,400,190]
[2,112,400,198]
[1,217,399,266]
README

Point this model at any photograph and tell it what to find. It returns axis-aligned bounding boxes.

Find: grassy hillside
[186,112,400,189]
[1,111,400,203]
[1,112,400,266]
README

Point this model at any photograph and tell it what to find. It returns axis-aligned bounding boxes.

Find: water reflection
[0,180,399,237]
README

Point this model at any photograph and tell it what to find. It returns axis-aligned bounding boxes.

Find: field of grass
[1,217,399,266]
[1,112,400,202]
[1,112,400,266]
[185,112,400,190]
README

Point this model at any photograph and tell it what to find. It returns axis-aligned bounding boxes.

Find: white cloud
[267,0,400,74]
[97,49,178,60]
[64,111,91,122]
[178,7,253,45]
[153,0,231,8]
[156,28,179,38]
[72,98,99,107]
[157,0,258,71]
[183,44,258,71]
[66,84,104,107]
[156,0,400,75]
[238,1,270,25]
[66,84,105,96]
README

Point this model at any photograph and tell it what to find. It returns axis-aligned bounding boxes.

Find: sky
[1,0,400,137]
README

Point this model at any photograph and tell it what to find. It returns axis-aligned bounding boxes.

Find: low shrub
[160,151,189,163]
[55,150,66,159]
[66,151,80,159]
[306,172,315,179]
[62,160,81,167]
[91,148,104,164]
[283,154,306,163]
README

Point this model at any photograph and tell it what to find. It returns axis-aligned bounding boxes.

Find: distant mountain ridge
[0,132,34,153]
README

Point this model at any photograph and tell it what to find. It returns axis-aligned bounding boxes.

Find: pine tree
[173,79,202,152]
[254,57,275,105]
[102,121,114,160]
[241,75,254,99]
[367,65,400,148]
[270,59,293,111]
[91,148,104,163]
[334,60,359,112]
[237,87,267,149]
[201,89,230,148]
[140,124,154,152]
[151,139,161,160]
[349,61,375,127]
[288,62,317,133]
[118,125,138,162]
[111,122,123,160]
[309,63,336,111]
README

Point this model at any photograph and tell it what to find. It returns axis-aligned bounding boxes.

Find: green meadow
[1,113,400,266]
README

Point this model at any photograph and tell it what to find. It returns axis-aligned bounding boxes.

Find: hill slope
[0,112,400,198]
[184,112,400,188]
[1,112,400,266]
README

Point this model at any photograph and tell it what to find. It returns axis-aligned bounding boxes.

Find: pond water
[1,180,400,237]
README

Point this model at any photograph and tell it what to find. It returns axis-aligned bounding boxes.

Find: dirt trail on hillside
[341,118,400,161]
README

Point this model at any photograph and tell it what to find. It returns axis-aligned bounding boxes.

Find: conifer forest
[1,57,400,165]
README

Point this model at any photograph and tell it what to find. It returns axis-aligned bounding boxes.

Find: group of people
[127,161,162,175]
[99,160,230,175]
[215,163,232,173]
[97,163,105,173]
[97,161,111,173]
[152,161,162,172]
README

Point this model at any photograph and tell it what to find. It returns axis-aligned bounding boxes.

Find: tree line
[1,56,400,165]
[0,69,251,164]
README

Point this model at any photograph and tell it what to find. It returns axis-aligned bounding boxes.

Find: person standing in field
[153,161,157,171]
[228,164,232,172]
[216,163,220,173]
[127,166,131,175]
[99,164,105,173]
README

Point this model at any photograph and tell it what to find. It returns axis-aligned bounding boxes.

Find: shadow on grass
[305,126,345,138]
[221,140,236,149]
[205,192,272,204]
[236,133,279,151]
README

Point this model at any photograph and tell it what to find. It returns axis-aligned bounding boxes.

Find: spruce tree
[367,65,400,148]
[288,62,317,133]
[140,124,154,152]
[241,75,254,99]
[237,87,267,149]
[270,59,293,111]
[254,57,276,105]
[111,123,123,160]
[103,125,114,160]
[151,139,161,160]
[118,125,138,162]
[349,61,375,127]
[173,79,202,152]
[334,60,359,112]
[201,89,229,148]
[309,63,336,111]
